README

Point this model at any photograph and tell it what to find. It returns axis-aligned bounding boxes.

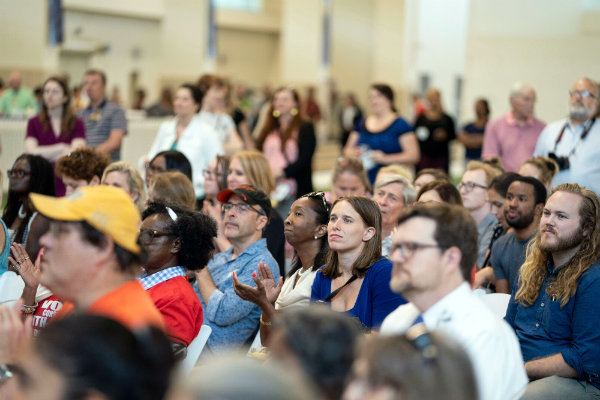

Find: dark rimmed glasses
[139,229,173,244]
[7,169,30,179]
[391,241,442,260]
[222,202,266,216]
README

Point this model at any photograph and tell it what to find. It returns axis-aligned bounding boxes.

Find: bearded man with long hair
[506,183,600,399]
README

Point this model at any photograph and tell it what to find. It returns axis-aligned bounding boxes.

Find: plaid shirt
[138,266,186,290]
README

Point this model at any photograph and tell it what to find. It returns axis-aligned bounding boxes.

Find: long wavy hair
[256,87,304,151]
[38,76,78,139]
[321,196,382,279]
[515,183,600,307]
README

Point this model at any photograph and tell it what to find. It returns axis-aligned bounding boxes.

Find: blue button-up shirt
[194,238,279,353]
[506,260,600,388]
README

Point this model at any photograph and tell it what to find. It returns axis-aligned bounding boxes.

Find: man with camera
[534,77,600,195]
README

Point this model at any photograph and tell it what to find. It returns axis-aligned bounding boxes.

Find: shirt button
[541,303,545,307]
[536,323,540,327]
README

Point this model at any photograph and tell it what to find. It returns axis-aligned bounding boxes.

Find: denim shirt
[194,239,279,353]
[506,260,600,388]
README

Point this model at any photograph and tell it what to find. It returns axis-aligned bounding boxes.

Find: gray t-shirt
[491,231,534,293]
[79,100,127,161]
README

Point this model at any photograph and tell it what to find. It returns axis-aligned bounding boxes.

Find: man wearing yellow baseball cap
[29,185,164,330]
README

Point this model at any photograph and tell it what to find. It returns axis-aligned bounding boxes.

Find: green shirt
[0,87,38,116]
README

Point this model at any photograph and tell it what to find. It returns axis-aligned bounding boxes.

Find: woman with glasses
[225,150,286,275]
[25,76,86,196]
[2,154,55,260]
[139,201,217,352]
[143,83,223,201]
[202,155,231,251]
[312,196,406,330]
[233,192,329,344]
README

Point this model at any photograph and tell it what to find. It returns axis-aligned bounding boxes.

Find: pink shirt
[481,111,545,172]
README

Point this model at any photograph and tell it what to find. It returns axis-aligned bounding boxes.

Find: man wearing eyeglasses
[194,184,280,353]
[534,77,600,195]
[381,203,527,400]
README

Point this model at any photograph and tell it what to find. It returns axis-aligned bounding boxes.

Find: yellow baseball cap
[30,185,141,254]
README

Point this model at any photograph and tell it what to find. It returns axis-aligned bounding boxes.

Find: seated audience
[2,314,173,400]
[223,150,285,274]
[475,177,546,293]
[143,83,222,200]
[372,173,416,258]
[25,76,86,196]
[233,192,329,344]
[144,150,193,190]
[382,203,528,400]
[417,180,463,205]
[329,156,371,202]
[311,196,406,330]
[29,185,164,329]
[518,156,559,190]
[148,171,196,210]
[269,307,361,400]
[344,326,478,400]
[194,185,280,352]
[56,147,110,196]
[102,161,146,213]
[3,154,55,261]
[139,202,217,351]
[506,183,600,399]
[458,160,502,267]
[413,167,449,193]
[488,172,520,229]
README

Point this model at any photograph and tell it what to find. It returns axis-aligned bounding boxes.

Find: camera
[548,152,570,171]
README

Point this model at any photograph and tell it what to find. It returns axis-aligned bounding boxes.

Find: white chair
[478,292,511,318]
[180,325,212,375]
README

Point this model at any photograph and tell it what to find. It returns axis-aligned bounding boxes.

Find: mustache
[542,225,556,234]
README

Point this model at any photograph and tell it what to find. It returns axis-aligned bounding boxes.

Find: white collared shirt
[381,283,527,400]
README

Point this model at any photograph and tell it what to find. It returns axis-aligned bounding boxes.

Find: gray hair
[509,82,535,99]
[374,173,417,205]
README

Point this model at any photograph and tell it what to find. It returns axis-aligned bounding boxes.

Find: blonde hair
[376,164,413,182]
[149,171,196,210]
[515,183,600,307]
[521,157,559,187]
[232,150,275,195]
[466,160,502,186]
[102,161,146,212]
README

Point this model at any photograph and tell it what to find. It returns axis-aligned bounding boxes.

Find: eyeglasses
[301,191,330,213]
[569,90,597,99]
[7,169,30,179]
[139,229,173,244]
[222,202,265,216]
[391,241,441,259]
[145,163,166,174]
[456,182,487,192]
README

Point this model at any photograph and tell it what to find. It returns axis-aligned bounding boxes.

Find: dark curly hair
[56,147,110,181]
[142,201,217,270]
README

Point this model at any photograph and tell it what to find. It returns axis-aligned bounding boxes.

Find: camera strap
[552,117,596,156]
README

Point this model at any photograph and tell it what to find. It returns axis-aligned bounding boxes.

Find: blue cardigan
[311,258,406,329]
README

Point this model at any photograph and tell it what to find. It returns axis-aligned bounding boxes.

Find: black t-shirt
[414,113,456,158]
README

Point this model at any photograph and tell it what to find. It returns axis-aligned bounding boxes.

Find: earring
[290,108,298,116]
[314,235,318,240]
[272,110,280,118]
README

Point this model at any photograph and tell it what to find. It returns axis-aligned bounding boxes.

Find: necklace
[296,265,313,278]
[18,204,27,219]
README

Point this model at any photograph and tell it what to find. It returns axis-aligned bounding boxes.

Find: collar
[506,110,535,127]
[225,238,267,261]
[138,266,186,290]
[423,282,470,325]
[87,99,107,111]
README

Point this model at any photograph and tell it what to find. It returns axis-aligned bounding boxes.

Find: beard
[539,226,586,253]
[569,104,592,121]
[506,209,535,230]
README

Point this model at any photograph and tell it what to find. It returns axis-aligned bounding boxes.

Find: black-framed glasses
[7,169,30,179]
[139,229,173,244]
[570,90,596,99]
[456,182,487,192]
[222,202,265,216]
[302,191,330,214]
[391,241,441,259]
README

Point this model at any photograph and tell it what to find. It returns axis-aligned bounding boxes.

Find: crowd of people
[0,69,599,400]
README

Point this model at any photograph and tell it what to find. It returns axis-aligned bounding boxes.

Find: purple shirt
[482,111,545,172]
[26,115,86,196]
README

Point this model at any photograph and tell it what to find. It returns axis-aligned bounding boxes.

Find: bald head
[8,71,22,91]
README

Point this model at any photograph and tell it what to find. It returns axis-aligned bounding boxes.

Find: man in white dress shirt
[381,203,527,400]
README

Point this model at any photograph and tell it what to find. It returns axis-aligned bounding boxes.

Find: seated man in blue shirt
[506,183,600,399]
[194,185,279,353]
